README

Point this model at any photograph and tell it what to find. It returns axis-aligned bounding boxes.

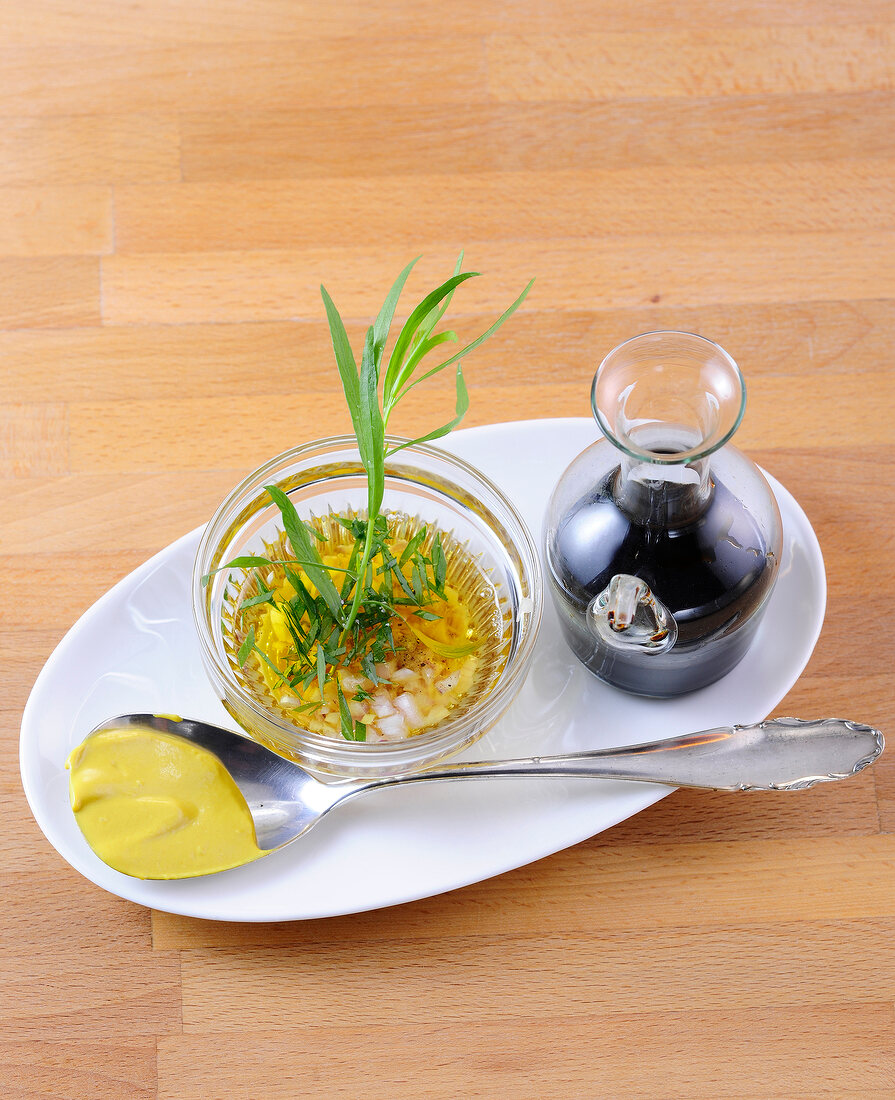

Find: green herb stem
[341,516,379,636]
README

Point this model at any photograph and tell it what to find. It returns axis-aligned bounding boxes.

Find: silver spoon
[86,714,883,867]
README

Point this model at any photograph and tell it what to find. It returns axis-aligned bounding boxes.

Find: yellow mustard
[66,727,266,880]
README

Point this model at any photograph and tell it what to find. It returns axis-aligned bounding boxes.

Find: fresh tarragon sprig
[206,256,532,739]
[320,254,533,635]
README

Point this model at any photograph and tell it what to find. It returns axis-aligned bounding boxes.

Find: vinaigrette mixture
[222,514,504,743]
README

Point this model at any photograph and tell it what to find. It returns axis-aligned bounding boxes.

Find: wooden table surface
[4,2,895,1097]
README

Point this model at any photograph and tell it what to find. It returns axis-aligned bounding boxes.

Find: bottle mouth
[591,331,747,464]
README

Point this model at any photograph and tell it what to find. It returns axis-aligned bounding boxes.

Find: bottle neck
[612,452,713,527]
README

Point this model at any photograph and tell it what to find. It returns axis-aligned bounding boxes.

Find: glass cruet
[543,331,783,698]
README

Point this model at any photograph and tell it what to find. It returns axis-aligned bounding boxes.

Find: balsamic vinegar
[547,468,777,697]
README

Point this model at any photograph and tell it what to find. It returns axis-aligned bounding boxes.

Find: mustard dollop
[66,727,266,880]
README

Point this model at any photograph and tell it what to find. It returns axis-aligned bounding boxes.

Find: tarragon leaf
[398,278,533,400]
[384,330,457,418]
[336,678,356,741]
[358,325,385,518]
[389,558,417,601]
[382,272,478,410]
[431,534,447,592]
[407,251,464,356]
[237,626,255,667]
[372,257,419,367]
[201,555,272,586]
[399,525,428,566]
[320,284,359,427]
[316,643,327,702]
[388,364,469,454]
[238,590,277,612]
[361,652,382,685]
[265,483,344,623]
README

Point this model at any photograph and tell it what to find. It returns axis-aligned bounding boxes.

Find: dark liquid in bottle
[547,468,775,696]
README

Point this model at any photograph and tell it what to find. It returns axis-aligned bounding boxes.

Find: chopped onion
[436,670,461,694]
[394,692,424,727]
[377,713,408,740]
[371,690,396,718]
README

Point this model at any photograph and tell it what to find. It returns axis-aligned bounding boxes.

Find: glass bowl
[192,436,543,780]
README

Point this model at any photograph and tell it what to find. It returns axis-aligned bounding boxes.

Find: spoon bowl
[85,713,884,875]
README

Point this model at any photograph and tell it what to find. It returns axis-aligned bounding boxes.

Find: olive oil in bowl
[221,512,509,743]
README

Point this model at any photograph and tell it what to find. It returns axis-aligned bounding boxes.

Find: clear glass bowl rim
[191,434,544,772]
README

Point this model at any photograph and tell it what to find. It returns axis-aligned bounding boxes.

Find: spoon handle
[380,718,883,792]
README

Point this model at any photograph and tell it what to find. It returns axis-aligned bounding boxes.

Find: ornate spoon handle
[375,718,883,793]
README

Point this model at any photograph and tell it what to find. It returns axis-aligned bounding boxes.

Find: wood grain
[0,39,486,117]
[0,186,112,256]
[4,0,895,45]
[100,235,895,325]
[176,921,895,1027]
[3,2,894,1097]
[156,1007,895,1100]
[179,93,895,180]
[0,405,68,477]
[487,26,895,100]
[112,162,895,251]
[0,257,100,329]
[62,374,894,475]
[0,116,180,187]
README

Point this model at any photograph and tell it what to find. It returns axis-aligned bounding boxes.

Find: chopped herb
[335,679,357,741]
[237,626,255,667]
[399,526,427,566]
[316,643,326,701]
[288,699,323,715]
[238,590,276,612]
[431,534,447,593]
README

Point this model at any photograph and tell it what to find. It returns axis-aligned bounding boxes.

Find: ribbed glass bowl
[192,436,543,780]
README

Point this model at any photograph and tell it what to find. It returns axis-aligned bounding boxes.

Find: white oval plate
[20,419,825,921]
